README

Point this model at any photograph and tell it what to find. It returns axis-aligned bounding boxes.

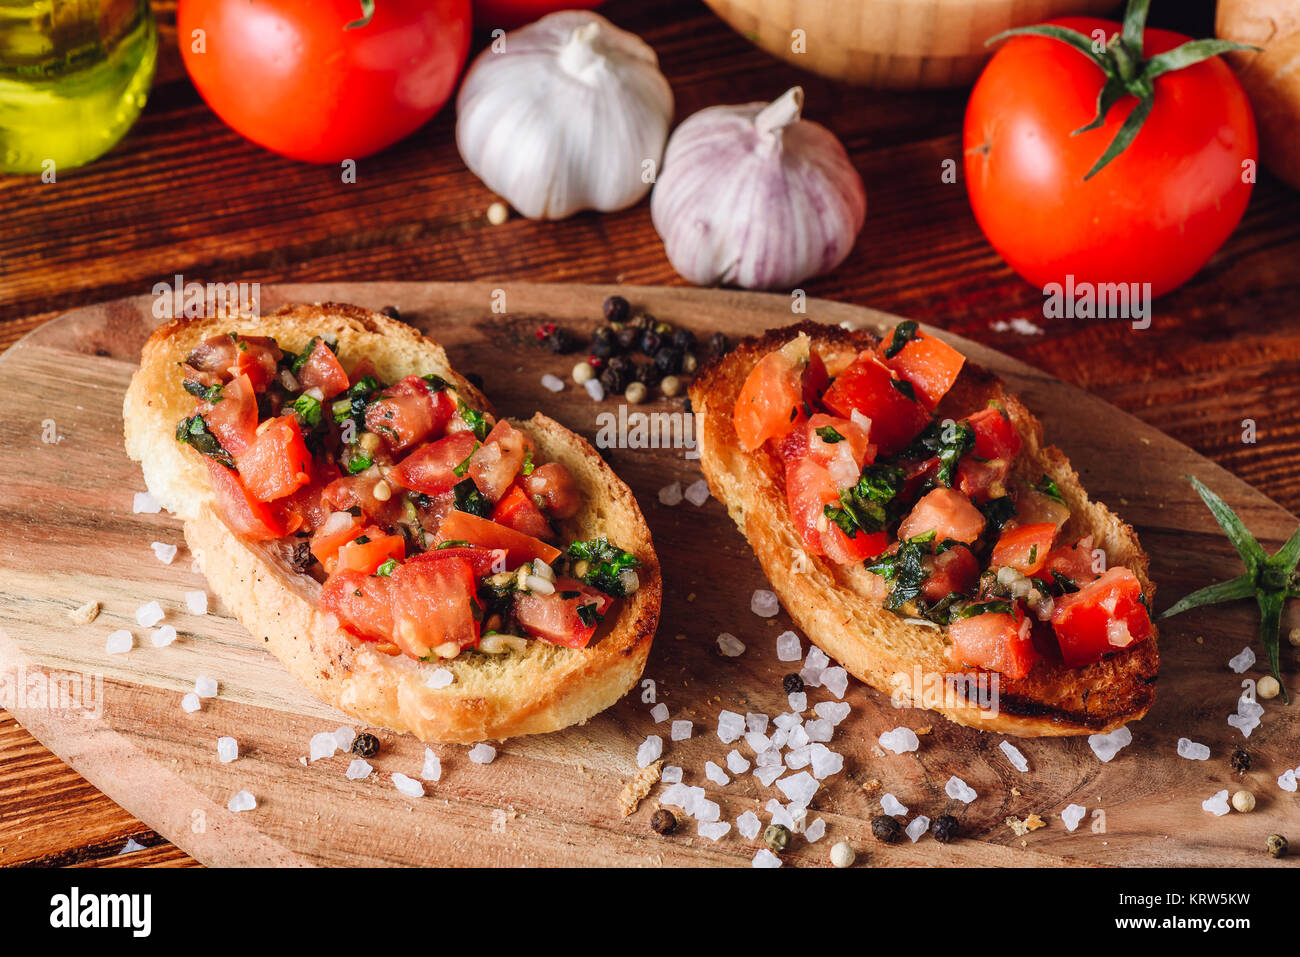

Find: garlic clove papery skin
[455,11,674,221]
[650,86,866,290]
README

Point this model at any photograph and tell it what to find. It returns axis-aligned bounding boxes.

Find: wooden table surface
[3,0,1297,868]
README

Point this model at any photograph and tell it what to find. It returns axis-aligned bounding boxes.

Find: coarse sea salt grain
[346,758,372,780]
[227,790,256,812]
[805,817,827,843]
[726,750,751,774]
[650,702,670,723]
[1062,804,1087,831]
[777,771,819,806]
[195,675,218,698]
[945,776,977,803]
[658,481,683,506]
[776,630,802,662]
[705,761,730,786]
[810,745,843,780]
[661,765,683,784]
[684,479,710,507]
[150,625,176,648]
[332,726,356,751]
[821,666,849,699]
[698,820,731,841]
[1000,740,1029,772]
[770,728,789,750]
[787,691,808,713]
[105,630,133,655]
[133,491,161,514]
[637,735,663,767]
[309,732,338,762]
[392,773,424,797]
[787,724,811,749]
[151,541,178,564]
[1228,646,1256,674]
[696,799,722,823]
[1202,789,1230,816]
[185,591,208,615]
[541,373,564,392]
[881,793,908,817]
[815,702,851,728]
[181,693,201,713]
[584,378,605,401]
[469,743,497,764]
[1229,689,1265,738]
[785,745,812,770]
[427,668,454,689]
[746,712,769,734]
[906,816,931,842]
[1088,725,1132,762]
[766,799,795,829]
[804,719,834,743]
[879,727,920,754]
[217,737,238,763]
[135,601,164,628]
[753,848,782,868]
[422,748,442,782]
[755,765,785,787]
[737,809,762,839]
[1177,737,1210,760]
[1279,769,1298,792]
[750,589,779,618]
[717,710,746,744]
[716,633,746,657]
[671,720,693,742]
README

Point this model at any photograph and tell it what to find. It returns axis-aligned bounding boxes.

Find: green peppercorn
[930,814,960,844]
[351,732,380,758]
[651,808,677,835]
[1267,834,1288,858]
[871,815,902,843]
[764,823,791,852]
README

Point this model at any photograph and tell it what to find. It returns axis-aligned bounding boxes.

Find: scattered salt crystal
[696,799,721,823]
[750,589,779,618]
[671,720,693,742]
[180,693,201,713]
[1228,646,1256,674]
[309,732,337,761]
[332,726,356,751]
[737,809,762,839]
[120,838,145,855]
[787,804,808,833]
[881,793,908,817]
[755,765,785,786]
[133,491,161,514]
[1177,737,1210,761]
[216,737,238,763]
[785,745,812,770]
[805,818,827,843]
[135,601,164,628]
[945,775,977,803]
[1000,740,1029,772]
[661,765,683,784]
[227,790,256,812]
[716,632,746,657]
[346,758,372,780]
[151,541,178,564]
[684,479,710,507]
[879,727,920,754]
[746,712,769,734]
[801,647,829,686]
[777,771,819,807]
[776,630,802,661]
[637,735,663,767]
[726,750,751,774]
[773,712,801,731]
[787,724,811,749]
[1062,804,1087,831]
[697,820,731,841]
[150,625,176,647]
[906,816,931,842]
[769,728,788,750]
[821,666,849,699]
[804,719,834,743]
[1279,769,1298,793]
[744,730,770,753]
[422,748,442,781]
[1229,687,1265,738]
[1087,725,1132,762]
[392,773,424,797]
[583,378,605,401]
[752,749,780,770]
[650,703,669,723]
[659,783,688,808]
[753,848,782,868]
[766,799,796,829]
[184,591,208,615]
[810,745,843,780]
[658,482,683,506]
[815,702,850,728]
[787,692,808,713]
[105,630,132,655]
[541,373,564,392]
[717,710,746,744]
[426,668,454,689]
[469,743,497,764]
[194,675,217,698]
[705,761,730,786]
[1202,789,1230,816]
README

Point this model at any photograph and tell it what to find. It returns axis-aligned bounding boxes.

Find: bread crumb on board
[69,601,100,624]
[618,760,663,817]
[1006,813,1047,836]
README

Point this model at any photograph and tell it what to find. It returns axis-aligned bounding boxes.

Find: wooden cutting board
[1,282,1295,868]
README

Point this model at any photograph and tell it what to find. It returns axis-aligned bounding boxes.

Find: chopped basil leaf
[291,336,320,375]
[436,540,472,549]
[823,464,905,538]
[567,537,641,597]
[453,442,480,478]
[174,415,234,468]
[1034,474,1065,504]
[452,478,492,517]
[345,448,373,475]
[883,320,919,359]
[183,379,224,404]
[576,602,600,628]
[904,418,976,488]
[423,374,451,392]
[815,425,845,444]
[292,393,322,428]
[891,378,918,402]
[374,559,398,577]
[458,401,490,441]
[978,495,1016,535]
[950,599,1014,621]
[521,450,535,476]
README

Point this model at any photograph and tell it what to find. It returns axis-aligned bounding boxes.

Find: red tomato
[1050,566,1152,667]
[949,607,1038,680]
[234,415,312,502]
[434,509,561,567]
[321,473,404,526]
[956,405,1021,501]
[990,522,1057,576]
[186,335,281,391]
[410,544,507,578]
[201,373,258,456]
[785,456,886,562]
[389,431,478,495]
[366,377,456,453]
[467,420,534,502]
[310,512,366,564]
[898,487,986,545]
[964,17,1256,298]
[733,337,824,453]
[521,462,581,519]
[1042,535,1102,586]
[805,413,875,481]
[178,0,472,163]
[492,484,553,540]
[273,463,339,535]
[473,0,602,31]
[335,528,405,575]
[205,459,287,541]
[922,544,979,602]
[296,339,349,399]
[877,328,965,409]
[513,576,613,648]
[822,352,930,456]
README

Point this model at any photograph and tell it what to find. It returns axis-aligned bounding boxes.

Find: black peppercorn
[600,364,629,396]
[615,327,639,353]
[707,331,730,357]
[590,328,616,360]
[670,327,696,352]
[650,808,677,835]
[380,305,401,320]
[1230,746,1251,774]
[351,732,380,758]
[464,372,484,391]
[602,295,629,324]
[634,361,663,386]
[653,346,684,376]
[782,673,804,694]
[639,329,663,356]
[871,814,902,843]
[545,328,575,354]
[930,814,959,844]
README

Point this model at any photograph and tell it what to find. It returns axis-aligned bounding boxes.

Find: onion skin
[650,87,867,291]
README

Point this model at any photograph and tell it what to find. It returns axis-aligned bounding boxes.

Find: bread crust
[124,303,661,743]
[690,322,1158,737]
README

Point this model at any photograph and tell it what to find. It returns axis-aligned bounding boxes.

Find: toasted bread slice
[690,321,1157,736]
[124,303,661,743]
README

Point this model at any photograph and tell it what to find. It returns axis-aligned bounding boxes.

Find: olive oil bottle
[0,0,156,174]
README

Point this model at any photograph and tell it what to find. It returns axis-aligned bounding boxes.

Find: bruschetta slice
[124,302,660,743]
[690,321,1157,736]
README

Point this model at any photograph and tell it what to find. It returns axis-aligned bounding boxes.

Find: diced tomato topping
[949,607,1038,679]
[321,473,404,525]
[409,544,508,578]
[1042,536,1102,586]
[202,373,258,457]
[467,420,534,502]
[805,413,875,486]
[922,544,980,602]
[521,462,582,519]
[734,334,819,453]
[898,487,986,544]
[877,327,965,409]
[309,511,366,564]
[990,523,1057,576]
[492,483,554,540]
[822,352,931,456]
[233,415,312,502]
[186,334,281,391]
[1049,567,1153,668]
[389,431,479,496]
[513,576,613,648]
[205,459,287,541]
[1012,485,1071,529]
[295,338,350,399]
[785,456,886,562]
[955,405,1022,502]
[334,527,405,575]
[824,524,890,564]
[434,509,561,567]
[272,463,340,535]
[365,376,455,452]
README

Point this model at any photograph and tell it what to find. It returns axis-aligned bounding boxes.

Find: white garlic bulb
[455,11,673,220]
[651,87,866,290]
